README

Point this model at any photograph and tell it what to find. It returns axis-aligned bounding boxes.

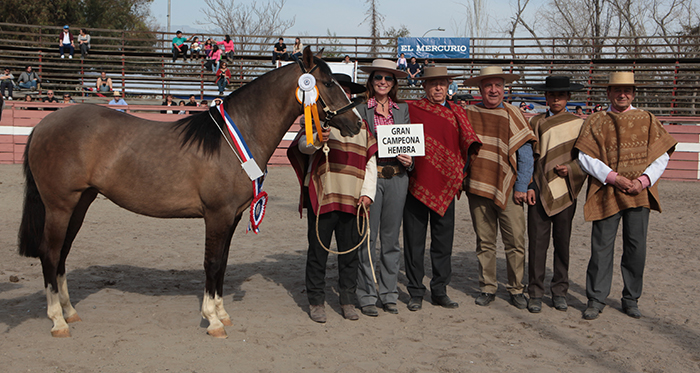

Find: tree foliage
[199,0,295,55]
[360,0,385,53]
[0,0,154,31]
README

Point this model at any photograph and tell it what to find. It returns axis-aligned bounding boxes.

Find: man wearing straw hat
[462,66,536,309]
[287,74,377,323]
[574,71,677,320]
[525,76,586,313]
[403,66,481,311]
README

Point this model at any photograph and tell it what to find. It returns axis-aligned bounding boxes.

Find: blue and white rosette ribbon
[248,169,268,234]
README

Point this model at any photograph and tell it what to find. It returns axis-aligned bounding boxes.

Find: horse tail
[18,133,45,258]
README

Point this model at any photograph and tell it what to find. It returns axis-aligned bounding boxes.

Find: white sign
[376,124,425,158]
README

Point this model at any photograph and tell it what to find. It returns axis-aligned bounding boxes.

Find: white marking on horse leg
[201,292,227,338]
[57,274,81,323]
[46,285,70,337]
[214,294,232,326]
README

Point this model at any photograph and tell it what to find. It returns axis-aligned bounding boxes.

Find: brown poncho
[574,109,677,221]
[530,112,587,216]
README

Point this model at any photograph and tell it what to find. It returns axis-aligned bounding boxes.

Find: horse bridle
[295,57,363,128]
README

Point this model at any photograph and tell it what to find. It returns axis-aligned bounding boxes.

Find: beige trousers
[467,190,526,294]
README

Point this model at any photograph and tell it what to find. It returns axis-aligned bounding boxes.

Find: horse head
[300,46,362,137]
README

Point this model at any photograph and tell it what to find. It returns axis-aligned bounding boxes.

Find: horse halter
[295,57,363,127]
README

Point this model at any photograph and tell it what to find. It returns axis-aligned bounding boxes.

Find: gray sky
[150,0,541,37]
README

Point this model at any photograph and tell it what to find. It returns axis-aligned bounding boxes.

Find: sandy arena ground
[1,164,699,372]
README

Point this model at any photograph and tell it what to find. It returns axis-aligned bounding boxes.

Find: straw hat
[359,59,408,78]
[462,66,520,87]
[596,71,645,86]
[414,66,461,80]
[529,76,584,92]
[113,90,122,97]
[332,73,366,94]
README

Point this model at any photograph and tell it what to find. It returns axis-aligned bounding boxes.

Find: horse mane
[172,109,224,157]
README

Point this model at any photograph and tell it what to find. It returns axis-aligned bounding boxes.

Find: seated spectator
[108,90,127,112]
[62,93,75,104]
[272,37,288,65]
[216,62,232,95]
[343,55,352,64]
[593,103,603,112]
[574,105,584,116]
[17,66,40,90]
[78,28,91,59]
[406,57,420,87]
[97,72,113,93]
[59,25,75,59]
[216,35,235,61]
[212,97,223,107]
[200,99,209,108]
[185,94,199,113]
[448,79,459,101]
[43,90,58,103]
[204,45,222,73]
[1,67,15,100]
[178,100,187,115]
[519,101,535,113]
[22,94,38,110]
[396,53,407,71]
[204,38,213,58]
[190,36,202,59]
[161,94,176,114]
[291,37,303,61]
[172,30,190,63]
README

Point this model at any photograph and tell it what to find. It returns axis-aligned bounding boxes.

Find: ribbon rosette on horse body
[296,73,324,145]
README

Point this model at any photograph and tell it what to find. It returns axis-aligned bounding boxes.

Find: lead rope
[314,140,378,287]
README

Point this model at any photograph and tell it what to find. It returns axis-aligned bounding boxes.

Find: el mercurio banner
[398,37,470,59]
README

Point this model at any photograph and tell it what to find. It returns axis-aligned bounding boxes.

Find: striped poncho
[287,122,377,216]
[464,103,535,210]
[575,109,677,221]
[529,111,586,216]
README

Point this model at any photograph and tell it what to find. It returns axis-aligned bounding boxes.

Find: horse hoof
[207,327,228,339]
[65,314,82,323]
[51,328,71,338]
[221,318,233,326]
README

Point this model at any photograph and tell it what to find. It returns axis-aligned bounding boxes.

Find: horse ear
[302,46,315,71]
[315,48,324,58]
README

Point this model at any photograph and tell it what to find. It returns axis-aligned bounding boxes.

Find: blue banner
[398,37,470,59]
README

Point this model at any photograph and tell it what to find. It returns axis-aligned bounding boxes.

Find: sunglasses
[373,74,394,82]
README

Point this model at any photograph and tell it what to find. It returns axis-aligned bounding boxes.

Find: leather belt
[377,164,403,179]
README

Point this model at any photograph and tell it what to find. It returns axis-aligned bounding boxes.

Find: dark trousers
[59,43,74,57]
[586,207,649,309]
[527,190,576,298]
[172,45,189,62]
[403,193,455,298]
[272,51,288,65]
[0,81,13,98]
[305,196,361,306]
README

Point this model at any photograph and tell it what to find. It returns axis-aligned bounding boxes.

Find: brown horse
[18,47,362,338]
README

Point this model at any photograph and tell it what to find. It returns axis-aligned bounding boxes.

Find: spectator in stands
[343,55,352,64]
[23,94,38,110]
[448,79,459,101]
[407,57,420,87]
[205,45,222,74]
[575,105,584,116]
[593,104,603,112]
[291,37,303,61]
[185,94,199,113]
[1,68,15,100]
[190,36,202,59]
[396,53,407,71]
[272,37,288,65]
[17,66,40,90]
[216,62,232,95]
[200,99,209,108]
[216,35,235,61]
[161,94,176,114]
[59,25,75,59]
[97,72,113,93]
[212,97,222,107]
[62,93,75,104]
[108,90,127,112]
[178,100,187,114]
[204,38,213,58]
[519,101,535,113]
[78,29,91,59]
[43,90,58,103]
[172,30,190,63]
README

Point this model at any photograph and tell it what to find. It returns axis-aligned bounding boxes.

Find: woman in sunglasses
[355,59,411,317]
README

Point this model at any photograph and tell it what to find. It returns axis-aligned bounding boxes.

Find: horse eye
[325,81,334,88]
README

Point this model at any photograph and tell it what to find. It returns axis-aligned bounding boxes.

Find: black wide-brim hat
[332,73,366,94]
[529,76,584,92]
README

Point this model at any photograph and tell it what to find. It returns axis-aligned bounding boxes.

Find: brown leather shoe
[309,304,326,323]
[341,304,359,320]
